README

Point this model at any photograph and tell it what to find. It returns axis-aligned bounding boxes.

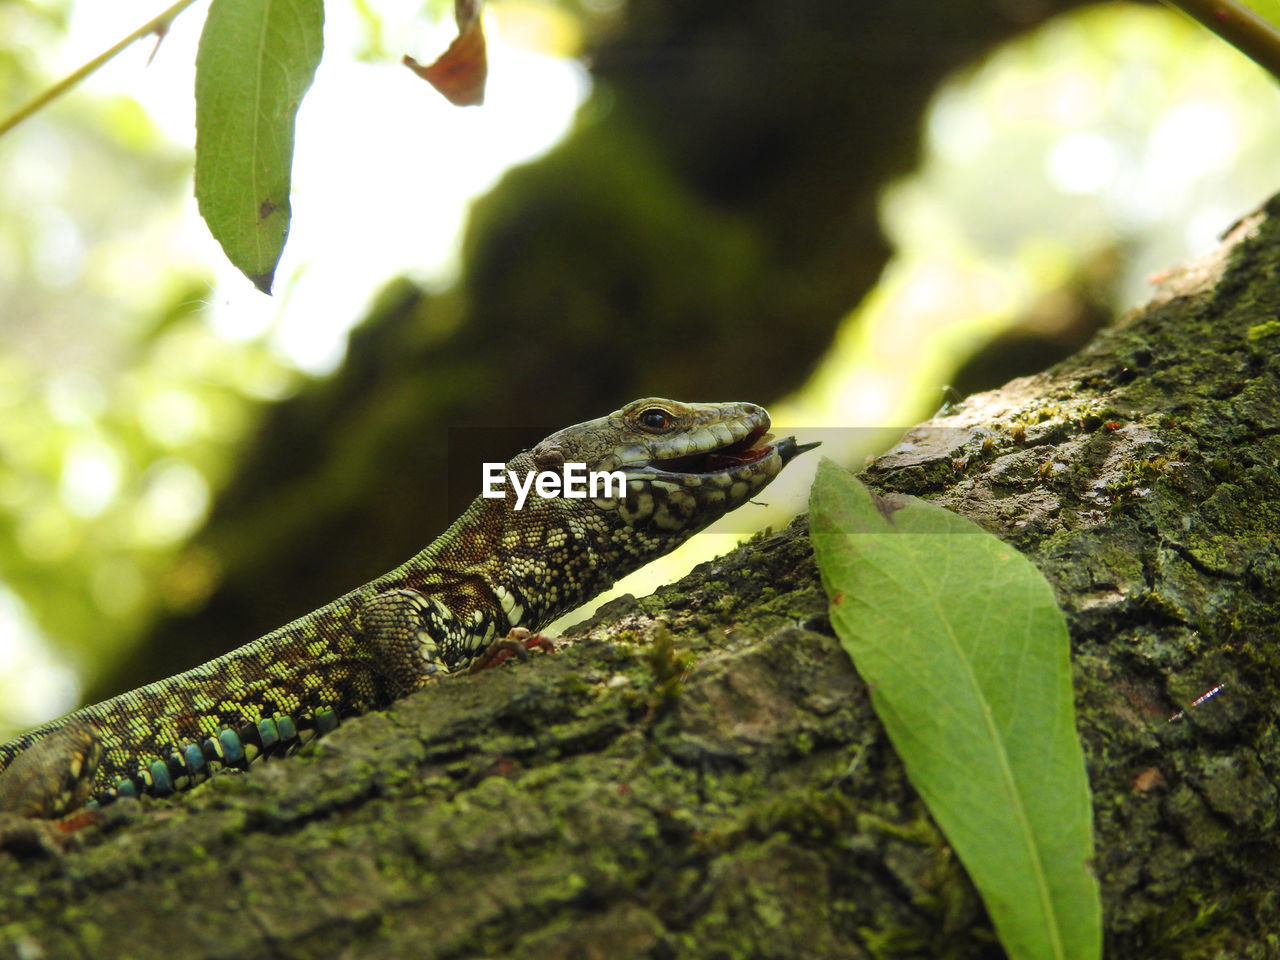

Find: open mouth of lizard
[645,425,819,477]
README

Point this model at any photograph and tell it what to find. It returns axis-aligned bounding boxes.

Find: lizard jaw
[606,430,819,536]
[630,427,819,483]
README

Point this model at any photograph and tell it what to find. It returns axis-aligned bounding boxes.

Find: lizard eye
[638,408,672,431]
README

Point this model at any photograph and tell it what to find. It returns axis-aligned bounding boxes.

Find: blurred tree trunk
[4,196,1278,958]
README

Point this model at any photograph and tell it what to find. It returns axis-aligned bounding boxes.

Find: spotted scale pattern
[0,398,815,812]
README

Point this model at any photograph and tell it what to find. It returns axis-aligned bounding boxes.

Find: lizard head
[441,397,819,638]
[529,397,818,536]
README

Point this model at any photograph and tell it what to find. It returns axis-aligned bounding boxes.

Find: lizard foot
[0,722,103,819]
[361,588,453,696]
[0,722,109,855]
[0,806,110,857]
[467,627,556,674]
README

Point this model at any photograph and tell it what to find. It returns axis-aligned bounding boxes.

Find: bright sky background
[63,0,592,372]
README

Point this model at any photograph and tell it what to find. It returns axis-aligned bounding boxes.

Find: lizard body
[0,399,815,817]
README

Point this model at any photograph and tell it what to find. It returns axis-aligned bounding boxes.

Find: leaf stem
[1159,0,1280,81]
[0,0,203,139]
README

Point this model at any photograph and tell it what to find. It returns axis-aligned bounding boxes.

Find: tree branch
[1160,0,1280,80]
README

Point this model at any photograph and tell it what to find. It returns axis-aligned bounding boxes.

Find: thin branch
[0,0,203,139]
[1160,0,1280,82]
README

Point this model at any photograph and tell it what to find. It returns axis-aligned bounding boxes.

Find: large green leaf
[809,459,1100,960]
[194,0,324,293]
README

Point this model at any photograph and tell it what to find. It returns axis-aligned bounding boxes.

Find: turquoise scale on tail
[109,709,336,802]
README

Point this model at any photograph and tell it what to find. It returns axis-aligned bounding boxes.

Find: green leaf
[194,0,324,294]
[809,459,1100,960]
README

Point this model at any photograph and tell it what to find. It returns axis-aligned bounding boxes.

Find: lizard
[0,398,817,825]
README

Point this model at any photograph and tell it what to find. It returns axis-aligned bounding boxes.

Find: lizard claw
[467,627,557,673]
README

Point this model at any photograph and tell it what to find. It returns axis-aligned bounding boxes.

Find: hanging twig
[0,0,202,139]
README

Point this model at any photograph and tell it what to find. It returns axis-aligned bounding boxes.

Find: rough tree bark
[3,196,1279,959]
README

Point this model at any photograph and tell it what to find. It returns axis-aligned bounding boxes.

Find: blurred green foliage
[0,1,299,730]
[794,4,1280,429]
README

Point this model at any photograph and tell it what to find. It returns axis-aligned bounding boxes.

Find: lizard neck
[385,450,674,662]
